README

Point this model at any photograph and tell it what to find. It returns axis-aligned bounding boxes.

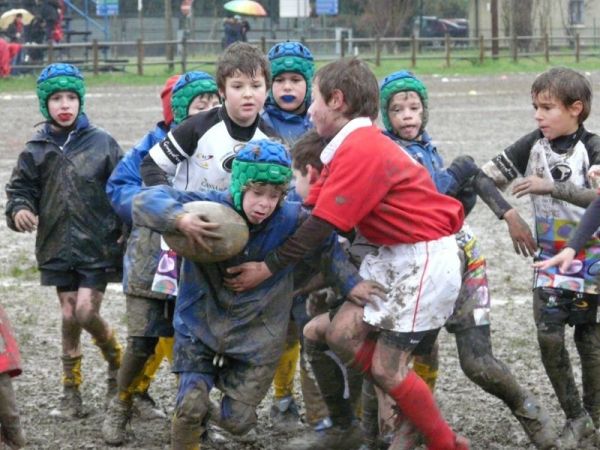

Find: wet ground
[2,71,600,449]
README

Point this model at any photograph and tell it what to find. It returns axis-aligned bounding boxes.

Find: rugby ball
[163,201,249,263]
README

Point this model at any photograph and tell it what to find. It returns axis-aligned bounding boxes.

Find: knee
[218,396,257,435]
[537,326,564,355]
[324,323,343,354]
[303,318,325,342]
[173,379,209,425]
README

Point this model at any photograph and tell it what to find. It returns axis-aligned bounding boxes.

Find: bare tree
[359,0,416,53]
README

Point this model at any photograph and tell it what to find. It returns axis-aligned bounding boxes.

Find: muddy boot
[50,355,86,419]
[132,391,167,420]
[102,396,132,445]
[270,395,302,431]
[93,331,123,404]
[557,411,596,450]
[511,392,559,450]
[283,422,364,450]
[0,374,26,449]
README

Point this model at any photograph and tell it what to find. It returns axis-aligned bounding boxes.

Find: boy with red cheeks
[227,58,469,450]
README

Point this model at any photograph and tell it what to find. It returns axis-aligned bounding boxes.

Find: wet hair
[291,130,327,175]
[531,67,592,123]
[314,58,379,121]
[216,42,271,92]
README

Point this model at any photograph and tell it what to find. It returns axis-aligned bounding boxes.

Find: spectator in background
[222,15,242,48]
[240,18,250,42]
[41,0,60,42]
[6,14,24,43]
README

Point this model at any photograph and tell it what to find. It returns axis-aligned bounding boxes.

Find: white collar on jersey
[320,117,373,165]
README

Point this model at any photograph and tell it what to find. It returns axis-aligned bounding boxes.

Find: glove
[447,155,479,195]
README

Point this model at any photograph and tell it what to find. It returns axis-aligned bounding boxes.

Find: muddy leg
[574,323,600,427]
[456,325,557,449]
[0,373,26,449]
[171,373,210,450]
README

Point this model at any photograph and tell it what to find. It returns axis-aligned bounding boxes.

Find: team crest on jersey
[221,152,236,172]
[550,163,572,182]
[194,153,214,169]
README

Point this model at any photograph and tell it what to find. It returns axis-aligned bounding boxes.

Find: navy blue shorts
[41,268,109,293]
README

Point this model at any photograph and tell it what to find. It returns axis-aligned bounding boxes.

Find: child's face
[387,91,423,140]
[272,72,307,112]
[188,93,220,116]
[242,183,282,224]
[47,91,79,128]
[292,168,311,200]
[533,90,581,141]
[220,69,267,127]
[308,82,345,139]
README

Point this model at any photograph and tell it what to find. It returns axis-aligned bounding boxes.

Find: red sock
[350,338,376,374]
[389,370,457,450]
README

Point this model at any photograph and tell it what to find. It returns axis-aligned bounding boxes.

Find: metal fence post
[544,33,549,63]
[375,36,381,67]
[341,34,346,58]
[47,41,53,64]
[576,33,580,63]
[411,34,416,68]
[445,33,451,67]
[261,36,266,53]
[512,34,518,62]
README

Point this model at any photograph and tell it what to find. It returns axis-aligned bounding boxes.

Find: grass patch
[3,51,600,93]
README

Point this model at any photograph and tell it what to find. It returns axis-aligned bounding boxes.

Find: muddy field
[1,71,600,450]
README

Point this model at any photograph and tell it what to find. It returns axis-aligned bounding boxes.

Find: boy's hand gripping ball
[164,201,249,263]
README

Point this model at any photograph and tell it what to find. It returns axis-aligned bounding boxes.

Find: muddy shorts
[534,287,599,327]
[445,225,492,333]
[172,331,278,406]
[361,235,462,332]
[41,267,109,293]
[126,294,174,338]
[379,327,440,356]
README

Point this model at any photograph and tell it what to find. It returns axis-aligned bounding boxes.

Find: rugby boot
[0,374,26,449]
[270,395,303,431]
[50,385,86,419]
[557,411,596,450]
[512,393,559,449]
[102,396,132,445]
[132,391,167,420]
[282,422,363,450]
[50,355,86,418]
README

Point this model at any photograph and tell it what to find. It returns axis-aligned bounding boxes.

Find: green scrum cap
[36,63,86,120]
[379,70,429,133]
[230,139,293,211]
[268,41,315,104]
[171,71,219,124]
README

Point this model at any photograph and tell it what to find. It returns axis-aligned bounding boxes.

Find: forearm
[551,182,597,208]
[473,170,513,219]
[132,187,186,232]
[140,154,170,186]
[567,196,600,253]
[265,215,336,273]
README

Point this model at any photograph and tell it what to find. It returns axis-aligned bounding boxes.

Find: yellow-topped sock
[273,340,300,399]
[413,360,438,392]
